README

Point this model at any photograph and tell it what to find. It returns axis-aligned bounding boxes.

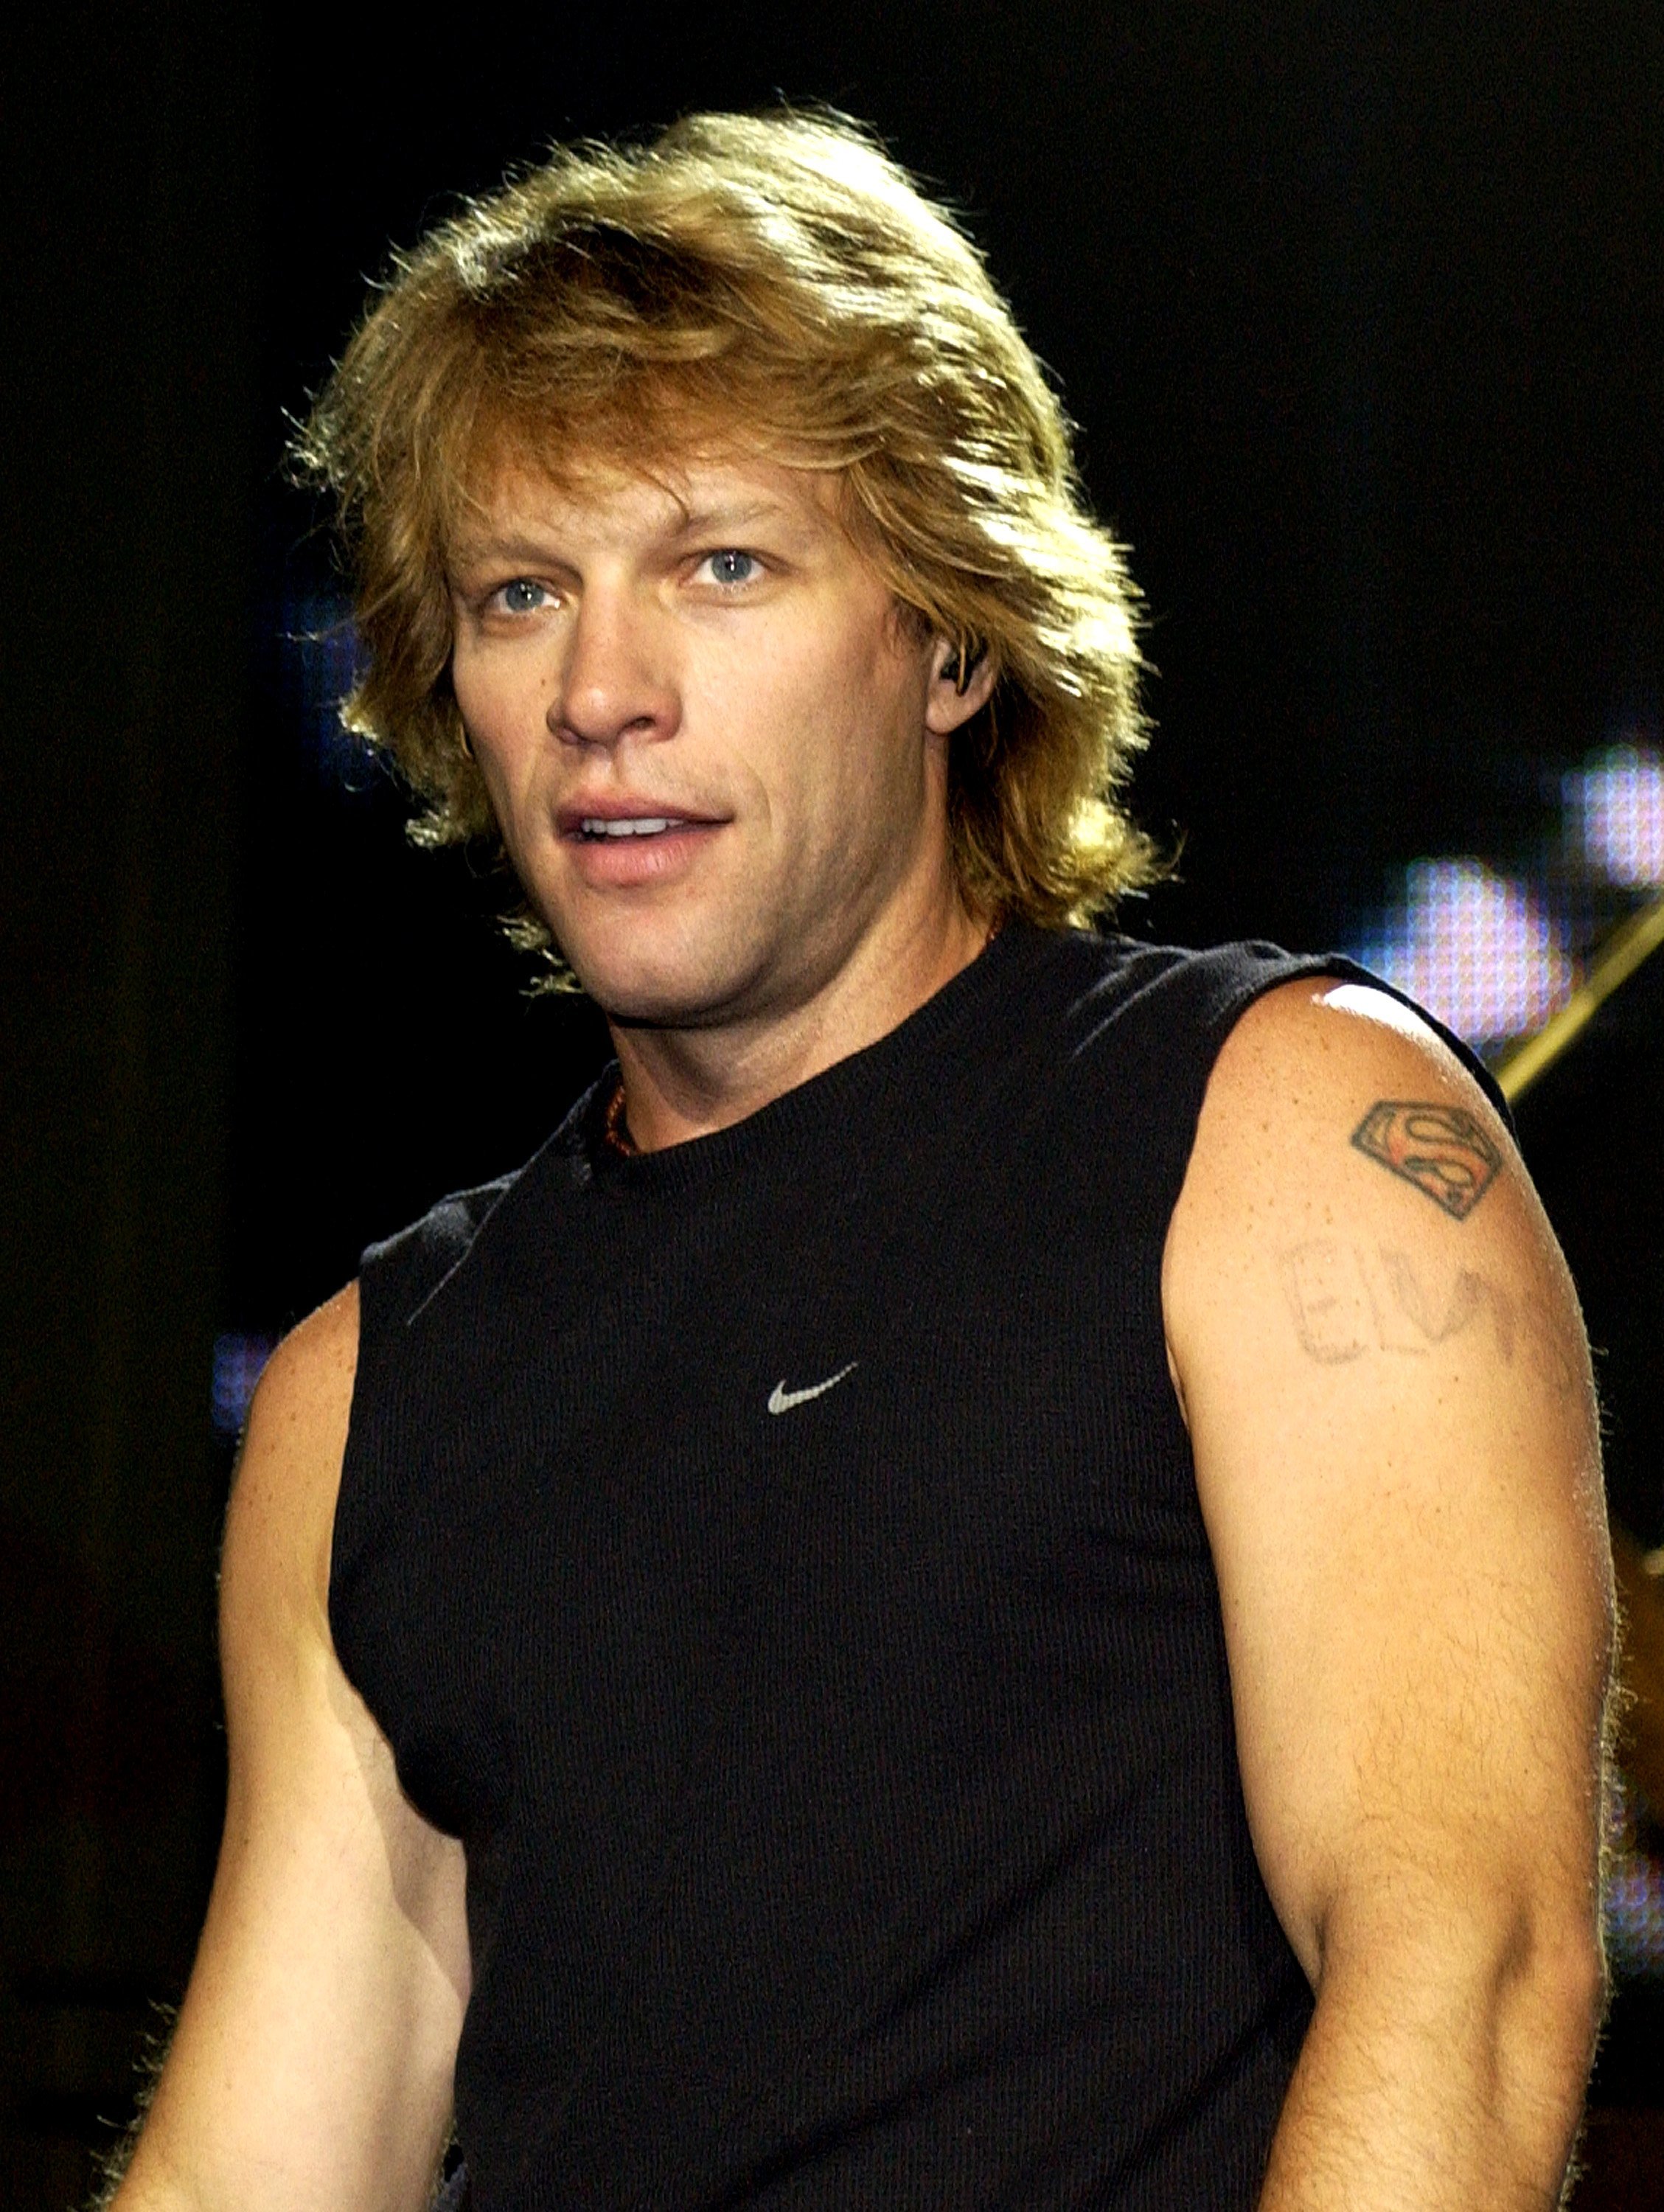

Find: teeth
[581,816,679,838]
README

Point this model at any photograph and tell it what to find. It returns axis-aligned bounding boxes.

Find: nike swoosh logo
[767,1362,859,1415]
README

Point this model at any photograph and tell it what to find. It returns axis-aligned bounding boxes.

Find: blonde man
[114,114,1609,2212]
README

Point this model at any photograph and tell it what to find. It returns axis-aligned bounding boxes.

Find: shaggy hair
[293,109,1156,956]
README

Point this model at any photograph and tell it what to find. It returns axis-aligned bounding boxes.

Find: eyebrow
[447,530,573,575]
[669,498,798,537]
[447,495,824,579]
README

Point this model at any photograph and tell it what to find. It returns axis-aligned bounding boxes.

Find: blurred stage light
[1564,739,1664,889]
[1606,1772,1664,1980]
[1608,1854,1664,1980]
[212,1331,277,1439]
[282,594,377,786]
[1348,857,1577,1051]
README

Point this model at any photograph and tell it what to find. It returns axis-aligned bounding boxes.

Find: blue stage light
[1349,857,1577,1052]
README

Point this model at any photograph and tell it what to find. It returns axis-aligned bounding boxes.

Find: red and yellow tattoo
[1349,1101,1503,1221]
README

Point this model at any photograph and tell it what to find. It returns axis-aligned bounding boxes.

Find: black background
[2,4,1659,2202]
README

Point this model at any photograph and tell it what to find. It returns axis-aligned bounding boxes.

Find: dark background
[3,3,1660,2204]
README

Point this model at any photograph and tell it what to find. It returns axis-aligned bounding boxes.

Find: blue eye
[499,578,548,613]
[704,549,758,586]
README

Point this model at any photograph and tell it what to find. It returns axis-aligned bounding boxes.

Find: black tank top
[333,925,1491,2209]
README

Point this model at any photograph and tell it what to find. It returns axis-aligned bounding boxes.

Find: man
[114,112,1610,2210]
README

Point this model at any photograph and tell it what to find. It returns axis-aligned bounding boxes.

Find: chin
[563,931,753,1031]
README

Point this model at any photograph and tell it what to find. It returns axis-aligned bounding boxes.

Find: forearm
[1258,1930,1602,2211]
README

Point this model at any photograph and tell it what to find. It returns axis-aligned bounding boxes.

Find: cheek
[451,647,543,773]
[718,613,919,810]
[448,645,492,747]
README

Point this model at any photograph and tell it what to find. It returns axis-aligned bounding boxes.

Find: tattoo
[1351,1100,1503,1220]
[1280,1239,1578,1394]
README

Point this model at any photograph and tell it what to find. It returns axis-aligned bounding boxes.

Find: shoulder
[1036,935,1459,1228]
[222,1284,361,1655]
[1203,970,1496,1107]
[359,1175,519,1334]
[1175,975,1514,1244]
[223,1149,550,1648]
[1045,929,1399,1094]
[1163,973,1583,1431]
[352,1098,605,1346]
[1049,928,1331,1020]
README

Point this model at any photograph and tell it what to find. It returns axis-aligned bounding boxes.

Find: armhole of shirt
[1158,944,1511,1232]
[1106,944,1508,1467]
[329,1185,509,1685]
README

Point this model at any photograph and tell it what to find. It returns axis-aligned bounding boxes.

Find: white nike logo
[767,1362,859,1415]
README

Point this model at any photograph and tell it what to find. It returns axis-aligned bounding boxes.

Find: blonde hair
[293,108,1156,953]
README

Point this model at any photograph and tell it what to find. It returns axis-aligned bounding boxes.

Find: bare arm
[113,1286,470,2212]
[1164,982,1611,2211]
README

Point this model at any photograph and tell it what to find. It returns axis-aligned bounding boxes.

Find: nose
[549,585,678,751]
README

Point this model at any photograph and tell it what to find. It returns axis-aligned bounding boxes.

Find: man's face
[447,452,969,1031]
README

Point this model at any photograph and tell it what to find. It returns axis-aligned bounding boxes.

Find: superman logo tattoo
[1349,1101,1503,1220]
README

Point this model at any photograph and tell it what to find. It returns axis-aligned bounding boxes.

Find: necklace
[602,1077,637,1158]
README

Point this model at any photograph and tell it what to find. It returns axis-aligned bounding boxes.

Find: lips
[554,796,728,888]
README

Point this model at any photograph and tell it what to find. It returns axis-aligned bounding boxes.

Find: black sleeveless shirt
[333,926,1438,2208]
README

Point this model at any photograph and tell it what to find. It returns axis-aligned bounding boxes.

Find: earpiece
[941,641,986,695]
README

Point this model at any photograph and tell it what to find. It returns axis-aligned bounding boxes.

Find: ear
[925,636,997,732]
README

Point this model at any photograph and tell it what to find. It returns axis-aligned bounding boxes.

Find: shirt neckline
[580,919,1057,1197]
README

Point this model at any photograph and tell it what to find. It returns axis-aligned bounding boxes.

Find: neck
[608,893,994,1152]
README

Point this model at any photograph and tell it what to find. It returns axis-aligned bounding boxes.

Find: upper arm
[117,1284,469,2212]
[1162,981,1612,1999]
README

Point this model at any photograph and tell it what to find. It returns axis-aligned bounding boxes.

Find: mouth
[574,815,692,840]
[557,800,726,843]
[554,799,728,888]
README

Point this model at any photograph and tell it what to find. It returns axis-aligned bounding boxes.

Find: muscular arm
[1164,983,1611,2211]
[113,1287,470,2212]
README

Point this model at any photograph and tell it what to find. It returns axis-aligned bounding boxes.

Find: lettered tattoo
[1350,1100,1503,1220]
[1280,1239,1578,1395]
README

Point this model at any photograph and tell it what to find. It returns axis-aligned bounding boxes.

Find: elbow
[1493,1896,1607,2176]
[1511,1889,1606,2056]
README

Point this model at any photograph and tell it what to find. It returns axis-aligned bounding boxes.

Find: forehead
[448,439,850,564]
